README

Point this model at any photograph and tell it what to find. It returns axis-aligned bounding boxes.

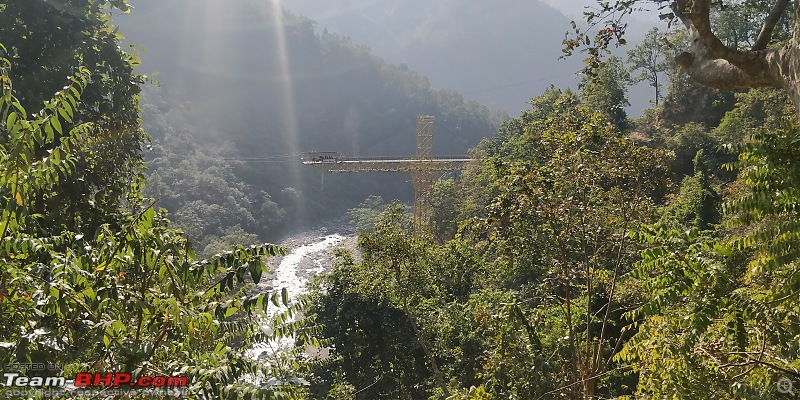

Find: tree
[616,121,800,396]
[0,60,314,399]
[0,0,148,235]
[566,0,800,115]
[429,179,459,241]
[579,56,630,130]
[564,2,800,396]
[478,95,669,398]
[308,204,447,399]
[347,195,388,234]
[627,27,670,105]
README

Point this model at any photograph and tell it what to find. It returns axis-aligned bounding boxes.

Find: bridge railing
[301,152,472,163]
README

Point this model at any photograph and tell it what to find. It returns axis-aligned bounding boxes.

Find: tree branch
[753,0,790,50]
[742,356,800,379]
[671,0,785,90]
[672,0,693,29]
[794,0,800,44]
[689,0,749,66]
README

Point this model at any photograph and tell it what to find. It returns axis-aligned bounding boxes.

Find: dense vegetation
[305,5,800,400]
[3,1,800,400]
[0,1,319,399]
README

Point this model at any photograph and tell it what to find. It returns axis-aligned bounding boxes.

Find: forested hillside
[304,1,800,399]
[3,1,800,400]
[277,0,587,115]
[114,0,504,250]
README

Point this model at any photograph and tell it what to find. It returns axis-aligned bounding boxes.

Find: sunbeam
[267,0,306,223]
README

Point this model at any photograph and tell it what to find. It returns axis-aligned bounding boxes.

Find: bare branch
[753,0,790,50]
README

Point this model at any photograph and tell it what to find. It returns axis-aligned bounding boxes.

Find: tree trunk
[583,376,596,400]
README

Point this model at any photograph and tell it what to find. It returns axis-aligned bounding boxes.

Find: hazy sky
[540,0,596,18]
[541,0,661,24]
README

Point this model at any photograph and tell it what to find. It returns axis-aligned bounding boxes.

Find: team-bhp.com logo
[1,365,188,397]
[3,372,187,388]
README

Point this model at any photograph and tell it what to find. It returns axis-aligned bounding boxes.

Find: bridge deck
[302,157,474,173]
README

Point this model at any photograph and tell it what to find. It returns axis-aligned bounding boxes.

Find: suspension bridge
[301,115,475,233]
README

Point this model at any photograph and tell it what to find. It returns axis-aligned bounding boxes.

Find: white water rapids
[249,232,349,359]
[270,234,345,303]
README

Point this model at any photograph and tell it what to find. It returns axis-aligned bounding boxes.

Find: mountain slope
[279,0,585,114]
[115,0,504,242]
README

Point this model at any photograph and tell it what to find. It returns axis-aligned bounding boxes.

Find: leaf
[713,244,733,257]
[257,295,266,313]
[281,287,289,306]
[287,377,310,386]
[249,260,262,283]
[6,112,17,129]
[82,287,96,301]
[33,327,55,336]
[271,291,280,308]
[224,306,238,318]
[58,107,72,123]
[214,343,226,355]
[50,116,62,135]
[15,192,22,206]
[44,120,54,141]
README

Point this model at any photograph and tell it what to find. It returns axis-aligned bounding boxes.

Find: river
[249,224,359,358]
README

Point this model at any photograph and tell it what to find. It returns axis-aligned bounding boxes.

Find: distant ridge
[278,0,585,114]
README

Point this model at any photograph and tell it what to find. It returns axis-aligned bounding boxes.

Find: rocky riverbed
[256,220,360,302]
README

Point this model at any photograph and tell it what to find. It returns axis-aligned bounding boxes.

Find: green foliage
[346,195,388,234]
[725,123,800,274]
[616,118,800,397]
[0,2,327,394]
[456,141,497,222]
[0,0,149,236]
[295,3,800,399]
[14,1,797,398]
[475,96,668,398]
[711,1,795,50]
[309,95,672,399]
[665,122,722,177]
[526,85,579,121]
[579,56,630,131]
[0,59,319,398]
[429,179,459,242]
[201,225,263,260]
[657,162,720,231]
[142,98,285,249]
[627,27,670,106]
[307,206,437,399]
[714,88,796,144]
